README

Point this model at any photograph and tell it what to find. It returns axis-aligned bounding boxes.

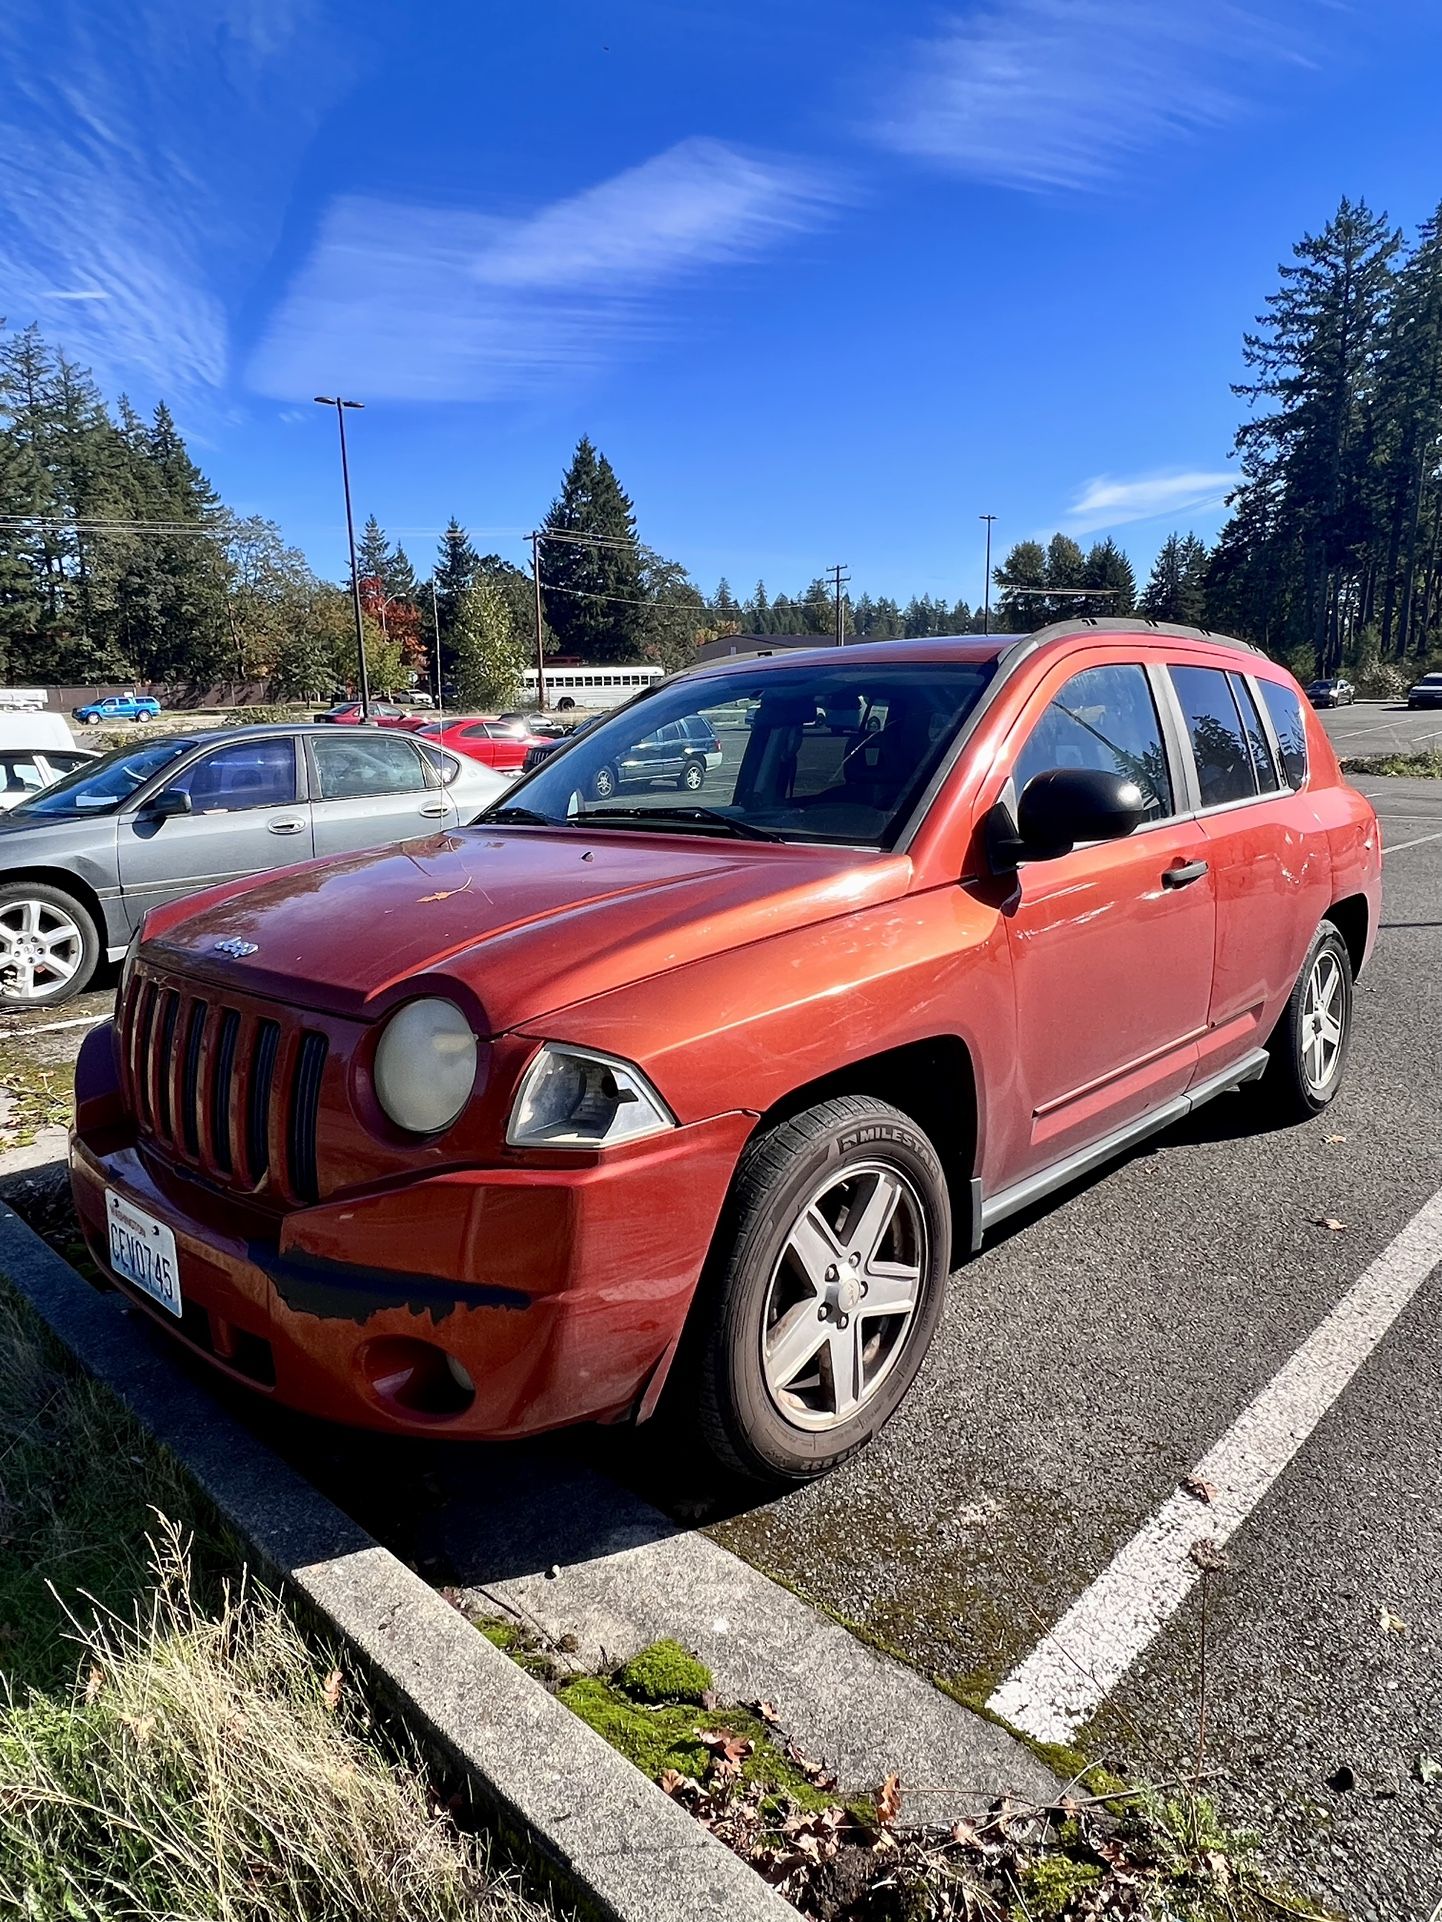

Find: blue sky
[2,0,1440,606]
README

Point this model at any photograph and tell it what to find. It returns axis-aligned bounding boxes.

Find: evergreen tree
[358,514,393,588]
[1228,197,1402,670]
[641,557,707,671]
[541,437,644,661]
[994,540,1046,630]
[748,580,771,633]
[1369,201,1442,659]
[1141,532,1210,625]
[1080,538,1137,617]
[714,577,740,621]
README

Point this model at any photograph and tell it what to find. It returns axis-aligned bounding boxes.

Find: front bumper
[70,1022,753,1439]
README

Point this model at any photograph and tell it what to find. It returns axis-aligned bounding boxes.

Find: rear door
[116,736,310,922]
[1164,663,1330,1075]
[990,658,1216,1176]
[307,731,452,856]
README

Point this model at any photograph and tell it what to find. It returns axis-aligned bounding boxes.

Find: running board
[972,1048,1270,1250]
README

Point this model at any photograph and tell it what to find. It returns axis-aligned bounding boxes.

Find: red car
[314,701,414,728]
[410,717,540,772]
[72,623,1380,1482]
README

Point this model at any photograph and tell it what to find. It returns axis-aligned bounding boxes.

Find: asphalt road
[1321,697,1442,758]
[3,707,1438,1919]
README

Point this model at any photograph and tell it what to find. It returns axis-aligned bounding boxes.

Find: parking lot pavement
[1320,698,1442,758]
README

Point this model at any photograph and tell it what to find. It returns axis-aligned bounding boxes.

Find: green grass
[0,1282,565,1922]
[1342,747,1442,777]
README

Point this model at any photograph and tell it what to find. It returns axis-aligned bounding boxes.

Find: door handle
[267,818,306,835]
[418,802,448,817]
[1162,859,1209,888]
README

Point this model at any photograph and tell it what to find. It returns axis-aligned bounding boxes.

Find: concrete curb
[0,1202,794,1922]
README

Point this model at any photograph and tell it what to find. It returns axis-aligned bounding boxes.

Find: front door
[997,661,1216,1176]
[117,736,310,926]
[307,732,454,857]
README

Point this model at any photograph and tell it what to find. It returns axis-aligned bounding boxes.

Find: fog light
[359,1336,476,1418]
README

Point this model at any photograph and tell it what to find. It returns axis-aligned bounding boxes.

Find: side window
[1169,666,1257,808]
[171,738,299,812]
[1256,678,1309,789]
[1013,663,1174,822]
[310,734,427,801]
[0,754,47,797]
[1229,674,1280,792]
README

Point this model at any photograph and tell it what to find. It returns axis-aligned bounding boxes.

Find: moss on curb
[615,1638,712,1705]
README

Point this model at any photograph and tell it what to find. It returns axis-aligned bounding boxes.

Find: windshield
[486,658,995,848]
[12,739,191,819]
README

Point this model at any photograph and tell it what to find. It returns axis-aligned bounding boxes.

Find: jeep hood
[142,826,912,1030]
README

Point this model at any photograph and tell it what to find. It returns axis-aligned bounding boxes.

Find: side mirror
[145,787,192,819]
[987,767,1148,870]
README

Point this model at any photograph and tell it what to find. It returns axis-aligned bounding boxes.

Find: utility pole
[314,396,370,719]
[430,579,444,717]
[829,563,850,646]
[979,514,997,634]
[530,531,547,712]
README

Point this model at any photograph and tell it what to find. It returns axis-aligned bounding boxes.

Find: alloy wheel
[1301,948,1345,1096]
[0,898,85,1002]
[760,1161,927,1431]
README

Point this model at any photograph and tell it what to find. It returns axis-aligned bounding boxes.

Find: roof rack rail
[1024,617,1264,655]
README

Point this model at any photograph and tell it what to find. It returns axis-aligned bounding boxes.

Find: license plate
[106,1190,182,1319]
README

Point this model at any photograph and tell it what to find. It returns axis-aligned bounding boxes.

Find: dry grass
[0,1284,564,1922]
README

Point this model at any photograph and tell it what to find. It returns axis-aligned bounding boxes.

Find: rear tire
[0,883,101,1006]
[589,763,618,801]
[687,1096,950,1484]
[1261,922,1353,1121]
[678,757,706,793]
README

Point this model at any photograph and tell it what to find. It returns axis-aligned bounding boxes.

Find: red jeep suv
[71,624,1380,1482]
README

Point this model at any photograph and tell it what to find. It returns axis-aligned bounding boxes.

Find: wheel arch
[0,865,115,948]
[751,1034,979,1251]
[1324,892,1369,979]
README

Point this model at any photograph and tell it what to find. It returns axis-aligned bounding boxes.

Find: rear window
[1255,678,1308,789]
[1169,665,1257,808]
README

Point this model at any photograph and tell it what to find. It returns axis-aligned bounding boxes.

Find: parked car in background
[550,713,721,799]
[0,688,48,713]
[70,625,1378,1481]
[412,717,542,772]
[0,740,97,809]
[0,725,505,1005]
[498,711,568,739]
[1305,677,1355,708]
[313,700,413,726]
[1406,671,1442,709]
[73,692,163,725]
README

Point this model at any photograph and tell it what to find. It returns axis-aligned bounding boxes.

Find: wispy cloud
[248,139,846,402]
[0,0,345,400]
[1062,470,1233,535]
[871,1,1314,192]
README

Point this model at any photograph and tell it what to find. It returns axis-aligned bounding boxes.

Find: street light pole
[430,579,444,718]
[979,514,997,632]
[314,396,370,720]
[529,531,548,712]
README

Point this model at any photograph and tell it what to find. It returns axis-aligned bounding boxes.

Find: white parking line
[1384,829,1442,855]
[0,1012,108,1037]
[989,1187,1442,1745]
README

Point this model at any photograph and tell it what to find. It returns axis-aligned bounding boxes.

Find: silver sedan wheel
[1301,948,1345,1096]
[0,898,85,1002]
[760,1161,927,1432]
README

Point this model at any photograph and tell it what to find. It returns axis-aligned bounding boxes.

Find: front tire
[690,1097,950,1483]
[0,883,101,1006]
[1261,922,1354,1120]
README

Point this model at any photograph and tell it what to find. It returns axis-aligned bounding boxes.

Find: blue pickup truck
[72,693,163,725]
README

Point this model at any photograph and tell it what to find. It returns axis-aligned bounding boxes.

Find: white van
[0,713,96,811]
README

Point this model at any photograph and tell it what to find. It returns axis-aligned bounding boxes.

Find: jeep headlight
[374,998,478,1135]
[507,1044,675,1149]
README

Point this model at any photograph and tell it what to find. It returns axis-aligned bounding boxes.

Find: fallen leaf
[1378,1607,1409,1635]
[659,1768,687,1796]
[1189,1537,1230,1575]
[699,1729,753,1769]
[875,1772,903,1824]
[1314,1216,1347,1232]
[1324,1133,1348,1144]
[83,1665,104,1705]
[755,1699,782,1727]
[321,1667,344,1712]
[1181,1475,1218,1505]
[1412,1753,1441,1787]
[438,1586,463,1610]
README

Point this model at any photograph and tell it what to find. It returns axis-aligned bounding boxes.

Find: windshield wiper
[574,806,785,842]
[484,804,569,828]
